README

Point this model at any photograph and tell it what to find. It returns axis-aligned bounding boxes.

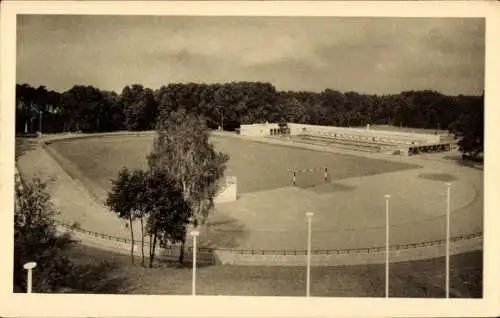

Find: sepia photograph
[1,1,499,317]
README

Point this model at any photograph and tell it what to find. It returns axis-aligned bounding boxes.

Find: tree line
[16,82,484,157]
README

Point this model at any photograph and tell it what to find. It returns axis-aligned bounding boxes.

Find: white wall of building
[214,176,237,203]
[240,123,280,137]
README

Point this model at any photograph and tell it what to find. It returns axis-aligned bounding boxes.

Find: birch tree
[145,169,191,267]
[148,109,229,264]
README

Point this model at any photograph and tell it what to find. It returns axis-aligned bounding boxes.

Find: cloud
[16,15,484,95]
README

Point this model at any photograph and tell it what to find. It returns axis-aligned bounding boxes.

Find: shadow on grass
[305,182,356,194]
[202,212,249,249]
[419,172,457,182]
[13,249,130,294]
[64,261,129,293]
[154,258,214,269]
[64,242,482,297]
[63,245,131,293]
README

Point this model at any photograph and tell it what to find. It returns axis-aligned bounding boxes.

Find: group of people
[270,127,291,136]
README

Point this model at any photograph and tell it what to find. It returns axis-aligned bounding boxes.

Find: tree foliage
[148,109,229,263]
[16,82,484,157]
[106,167,142,264]
[449,93,484,159]
[120,84,158,131]
[144,169,192,267]
[149,109,229,224]
[106,166,192,267]
[14,176,121,293]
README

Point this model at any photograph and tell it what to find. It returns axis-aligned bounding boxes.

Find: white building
[239,123,281,137]
[239,122,453,154]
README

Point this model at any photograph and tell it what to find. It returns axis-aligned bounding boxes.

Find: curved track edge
[16,132,483,266]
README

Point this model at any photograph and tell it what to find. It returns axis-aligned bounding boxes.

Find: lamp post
[23,261,37,293]
[305,211,314,298]
[445,183,451,298]
[190,229,200,296]
[384,194,391,298]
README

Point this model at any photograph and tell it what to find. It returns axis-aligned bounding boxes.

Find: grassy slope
[67,243,482,297]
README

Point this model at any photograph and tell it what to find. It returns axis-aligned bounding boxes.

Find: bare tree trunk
[140,217,145,267]
[129,216,135,265]
[148,233,154,268]
[150,233,157,268]
[179,239,185,265]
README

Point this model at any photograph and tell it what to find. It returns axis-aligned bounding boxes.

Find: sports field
[47,134,419,202]
[40,134,482,252]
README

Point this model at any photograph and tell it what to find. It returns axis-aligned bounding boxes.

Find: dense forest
[15,82,484,158]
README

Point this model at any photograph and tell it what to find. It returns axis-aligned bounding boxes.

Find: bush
[14,175,125,293]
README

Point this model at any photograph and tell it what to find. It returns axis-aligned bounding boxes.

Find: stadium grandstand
[239,123,456,156]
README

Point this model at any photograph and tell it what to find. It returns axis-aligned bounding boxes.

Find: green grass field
[47,134,418,203]
[67,243,482,297]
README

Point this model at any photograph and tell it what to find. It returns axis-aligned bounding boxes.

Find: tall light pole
[384,194,391,298]
[305,211,314,298]
[23,261,37,293]
[445,183,451,298]
[190,229,200,296]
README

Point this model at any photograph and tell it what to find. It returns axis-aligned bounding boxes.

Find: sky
[16,15,485,96]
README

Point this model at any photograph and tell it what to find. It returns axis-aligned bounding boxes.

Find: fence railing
[55,218,482,257]
[217,232,482,256]
[54,220,215,254]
